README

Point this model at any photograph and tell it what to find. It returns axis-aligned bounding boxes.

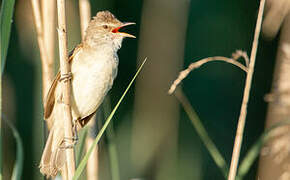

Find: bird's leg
[72,119,79,142]
[59,139,75,149]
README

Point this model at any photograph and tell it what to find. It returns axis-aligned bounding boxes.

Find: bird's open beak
[112,22,136,38]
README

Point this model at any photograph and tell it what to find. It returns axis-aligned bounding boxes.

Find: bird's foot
[59,122,79,149]
[59,72,72,82]
[59,136,78,149]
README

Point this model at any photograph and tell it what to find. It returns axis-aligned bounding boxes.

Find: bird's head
[84,11,135,51]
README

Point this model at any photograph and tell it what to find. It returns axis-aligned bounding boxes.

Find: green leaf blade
[0,0,16,74]
[73,58,147,180]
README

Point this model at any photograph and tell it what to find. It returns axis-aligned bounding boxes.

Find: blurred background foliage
[2,0,277,179]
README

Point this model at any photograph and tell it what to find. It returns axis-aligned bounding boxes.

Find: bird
[39,10,135,177]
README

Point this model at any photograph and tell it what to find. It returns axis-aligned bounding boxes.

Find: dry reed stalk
[56,0,76,178]
[79,0,91,39]
[31,0,54,100]
[85,137,99,180]
[41,0,56,74]
[227,0,265,179]
[78,1,99,178]
[168,50,249,95]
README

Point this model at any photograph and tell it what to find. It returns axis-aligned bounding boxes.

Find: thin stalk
[85,122,99,180]
[41,0,55,75]
[168,51,249,95]
[79,0,91,40]
[32,1,55,180]
[228,0,265,179]
[56,0,75,178]
[31,0,54,100]
[175,89,228,178]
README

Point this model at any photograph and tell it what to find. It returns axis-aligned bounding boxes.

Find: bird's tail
[39,125,66,177]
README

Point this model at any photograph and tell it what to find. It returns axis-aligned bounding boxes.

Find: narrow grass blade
[174,90,229,178]
[103,97,120,180]
[237,120,290,180]
[3,115,24,180]
[76,127,89,166]
[0,0,16,74]
[73,58,147,180]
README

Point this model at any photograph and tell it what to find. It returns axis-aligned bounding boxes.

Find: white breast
[70,48,118,119]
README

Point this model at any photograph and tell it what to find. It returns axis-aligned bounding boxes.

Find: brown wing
[44,71,60,119]
[43,44,83,119]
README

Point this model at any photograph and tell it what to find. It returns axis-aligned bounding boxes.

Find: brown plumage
[39,11,135,177]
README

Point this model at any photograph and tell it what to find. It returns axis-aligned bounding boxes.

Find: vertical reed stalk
[79,0,91,39]
[56,0,76,178]
[31,0,54,100]
[85,133,99,180]
[228,0,265,179]
[41,0,55,77]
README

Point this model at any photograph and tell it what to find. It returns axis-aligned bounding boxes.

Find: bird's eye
[103,25,108,29]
